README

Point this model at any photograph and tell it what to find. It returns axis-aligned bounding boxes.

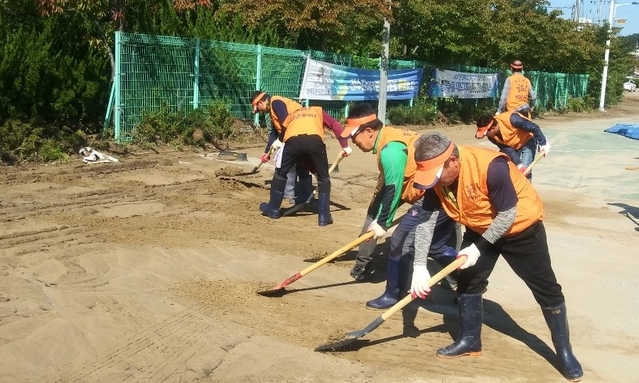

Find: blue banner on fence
[299,58,423,101]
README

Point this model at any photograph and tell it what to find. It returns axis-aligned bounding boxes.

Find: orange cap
[340,114,377,138]
[414,143,454,190]
[251,92,266,114]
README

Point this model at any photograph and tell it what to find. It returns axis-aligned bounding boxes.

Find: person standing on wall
[496,60,537,119]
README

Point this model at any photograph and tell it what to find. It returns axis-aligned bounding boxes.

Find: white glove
[367,220,387,239]
[458,243,481,269]
[271,139,283,151]
[494,111,501,116]
[539,142,550,156]
[410,264,431,299]
[342,146,353,157]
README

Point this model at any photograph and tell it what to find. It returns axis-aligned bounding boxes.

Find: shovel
[314,255,467,352]
[523,152,544,177]
[236,146,277,176]
[257,213,405,296]
[282,150,346,217]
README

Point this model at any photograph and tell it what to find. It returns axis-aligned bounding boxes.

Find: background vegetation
[1,0,637,163]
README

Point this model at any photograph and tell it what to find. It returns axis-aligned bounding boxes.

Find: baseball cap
[414,142,454,190]
[340,114,377,138]
[251,92,266,114]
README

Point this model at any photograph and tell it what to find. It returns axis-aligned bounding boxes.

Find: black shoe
[350,263,375,281]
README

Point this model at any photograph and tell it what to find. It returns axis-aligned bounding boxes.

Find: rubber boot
[259,177,286,219]
[295,175,314,205]
[542,303,583,382]
[436,293,483,358]
[366,257,401,309]
[317,191,333,226]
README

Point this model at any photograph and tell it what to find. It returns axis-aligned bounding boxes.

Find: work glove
[260,152,270,163]
[271,139,283,151]
[517,163,527,174]
[458,243,481,269]
[367,219,387,239]
[410,264,431,299]
[539,142,551,156]
[342,146,353,157]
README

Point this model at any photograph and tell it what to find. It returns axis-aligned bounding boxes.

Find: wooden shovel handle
[523,153,545,176]
[298,213,406,277]
[328,150,346,174]
[381,256,467,321]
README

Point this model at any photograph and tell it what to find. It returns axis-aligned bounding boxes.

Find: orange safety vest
[433,146,543,236]
[269,96,303,134]
[506,73,532,112]
[375,126,424,204]
[282,106,325,142]
[493,111,533,150]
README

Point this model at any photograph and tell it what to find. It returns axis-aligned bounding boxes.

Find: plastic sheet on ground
[604,124,639,140]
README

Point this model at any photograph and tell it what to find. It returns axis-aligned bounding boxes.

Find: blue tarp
[605,124,639,140]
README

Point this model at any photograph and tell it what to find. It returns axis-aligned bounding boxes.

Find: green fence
[105,31,589,142]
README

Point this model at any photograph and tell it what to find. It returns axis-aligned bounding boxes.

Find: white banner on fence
[427,69,499,99]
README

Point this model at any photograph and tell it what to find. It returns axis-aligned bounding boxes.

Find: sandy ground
[1,93,639,383]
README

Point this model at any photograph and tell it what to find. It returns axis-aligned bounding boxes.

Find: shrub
[388,99,438,125]
[132,100,235,148]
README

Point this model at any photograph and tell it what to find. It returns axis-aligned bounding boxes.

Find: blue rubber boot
[366,257,401,309]
[542,303,583,382]
[259,177,286,219]
[436,293,483,358]
[317,191,333,226]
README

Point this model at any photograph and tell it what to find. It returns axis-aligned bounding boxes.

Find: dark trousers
[457,221,564,308]
[277,135,330,193]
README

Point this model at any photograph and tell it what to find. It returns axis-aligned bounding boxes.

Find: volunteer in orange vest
[408,132,582,382]
[259,106,347,226]
[251,91,352,205]
[250,91,307,204]
[475,110,550,180]
[340,103,458,309]
[496,60,536,118]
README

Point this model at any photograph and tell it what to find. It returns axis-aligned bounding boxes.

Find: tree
[221,0,393,52]
[36,0,213,81]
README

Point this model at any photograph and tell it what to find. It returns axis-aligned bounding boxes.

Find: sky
[549,0,639,36]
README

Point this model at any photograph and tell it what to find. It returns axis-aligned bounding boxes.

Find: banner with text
[299,58,423,101]
[426,69,498,99]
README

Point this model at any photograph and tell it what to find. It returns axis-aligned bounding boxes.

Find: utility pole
[378,4,391,124]
[599,0,615,111]
[574,0,581,22]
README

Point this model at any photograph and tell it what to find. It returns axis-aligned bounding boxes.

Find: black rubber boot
[437,293,483,358]
[259,176,286,219]
[542,303,583,382]
[317,191,333,226]
[366,257,401,309]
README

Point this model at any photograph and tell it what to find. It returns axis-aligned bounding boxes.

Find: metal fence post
[114,31,122,143]
[193,38,200,109]
[409,60,416,108]
[254,44,262,126]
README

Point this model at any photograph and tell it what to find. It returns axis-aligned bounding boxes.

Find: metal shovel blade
[256,286,286,296]
[314,331,361,352]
